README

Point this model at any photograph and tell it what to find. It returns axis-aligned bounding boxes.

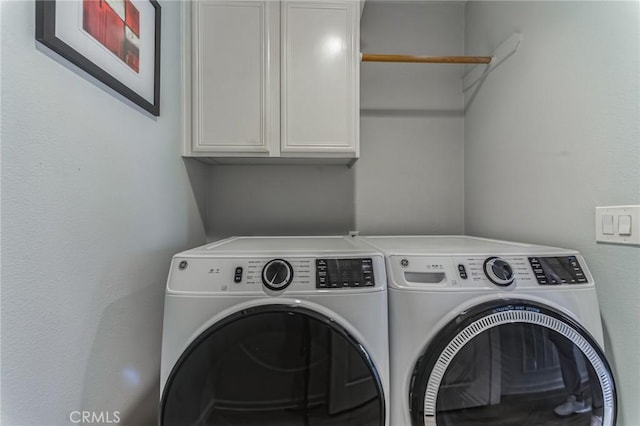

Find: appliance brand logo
[69,411,120,424]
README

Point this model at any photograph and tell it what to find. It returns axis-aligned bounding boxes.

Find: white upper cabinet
[190,1,278,156]
[184,1,359,163]
[281,2,359,156]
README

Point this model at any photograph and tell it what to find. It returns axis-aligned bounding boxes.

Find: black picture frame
[36,0,161,116]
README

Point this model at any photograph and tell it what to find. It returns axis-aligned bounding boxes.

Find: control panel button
[318,276,328,288]
[457,264,468,279]
[234,266,243,283]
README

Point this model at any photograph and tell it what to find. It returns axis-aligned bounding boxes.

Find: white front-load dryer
[361,235,617,426]
[160,236,389,426]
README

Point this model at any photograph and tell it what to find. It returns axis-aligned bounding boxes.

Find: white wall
[205,1,466,240]
[1,1,206,424]
[464,2,640,424]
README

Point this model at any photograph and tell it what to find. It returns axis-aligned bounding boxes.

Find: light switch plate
[595,205,640,245]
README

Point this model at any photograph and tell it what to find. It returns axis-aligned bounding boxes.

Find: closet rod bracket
[462,33,523,92]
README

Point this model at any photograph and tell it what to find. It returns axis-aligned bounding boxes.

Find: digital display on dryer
[528,256,588,285]
[316,258,374,288]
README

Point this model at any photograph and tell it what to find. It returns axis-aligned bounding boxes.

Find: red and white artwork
[82,0,140,73]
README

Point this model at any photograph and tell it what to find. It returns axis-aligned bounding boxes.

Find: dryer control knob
[262,259,294,291]
[483,257,515,286]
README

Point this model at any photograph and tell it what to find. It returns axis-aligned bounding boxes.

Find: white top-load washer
[360,235,617,426]
[160,236,389,426]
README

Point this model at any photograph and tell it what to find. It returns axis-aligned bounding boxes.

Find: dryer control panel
[167,255,385,294]
[315,258,375,289]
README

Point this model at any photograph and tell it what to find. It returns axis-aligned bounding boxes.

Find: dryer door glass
[410,300,616,426]
[161,305,384,426]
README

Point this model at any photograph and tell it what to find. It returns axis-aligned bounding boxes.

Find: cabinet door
[281,2,359,156]
[192,1,278,155]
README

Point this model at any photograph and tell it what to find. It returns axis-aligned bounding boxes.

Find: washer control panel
[528,256,587,285]
[390,253,591,289]
[315,258,374,289]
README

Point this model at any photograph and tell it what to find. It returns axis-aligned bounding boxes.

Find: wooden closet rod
[361,53,493,64]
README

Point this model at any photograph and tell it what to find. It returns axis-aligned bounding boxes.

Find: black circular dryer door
[409,300,616,426]
[161,305,384,426]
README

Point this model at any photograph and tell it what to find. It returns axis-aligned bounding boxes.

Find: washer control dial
[483,257,515,286]
[262,259,294,291]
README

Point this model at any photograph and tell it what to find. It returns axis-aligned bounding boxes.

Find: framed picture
[36,0,161,116]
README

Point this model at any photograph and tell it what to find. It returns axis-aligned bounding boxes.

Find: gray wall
[356,0,465,235]
[205,1,466,240]
[1,1,207,424]
[464,2,640,424]
[206,165,356,238]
